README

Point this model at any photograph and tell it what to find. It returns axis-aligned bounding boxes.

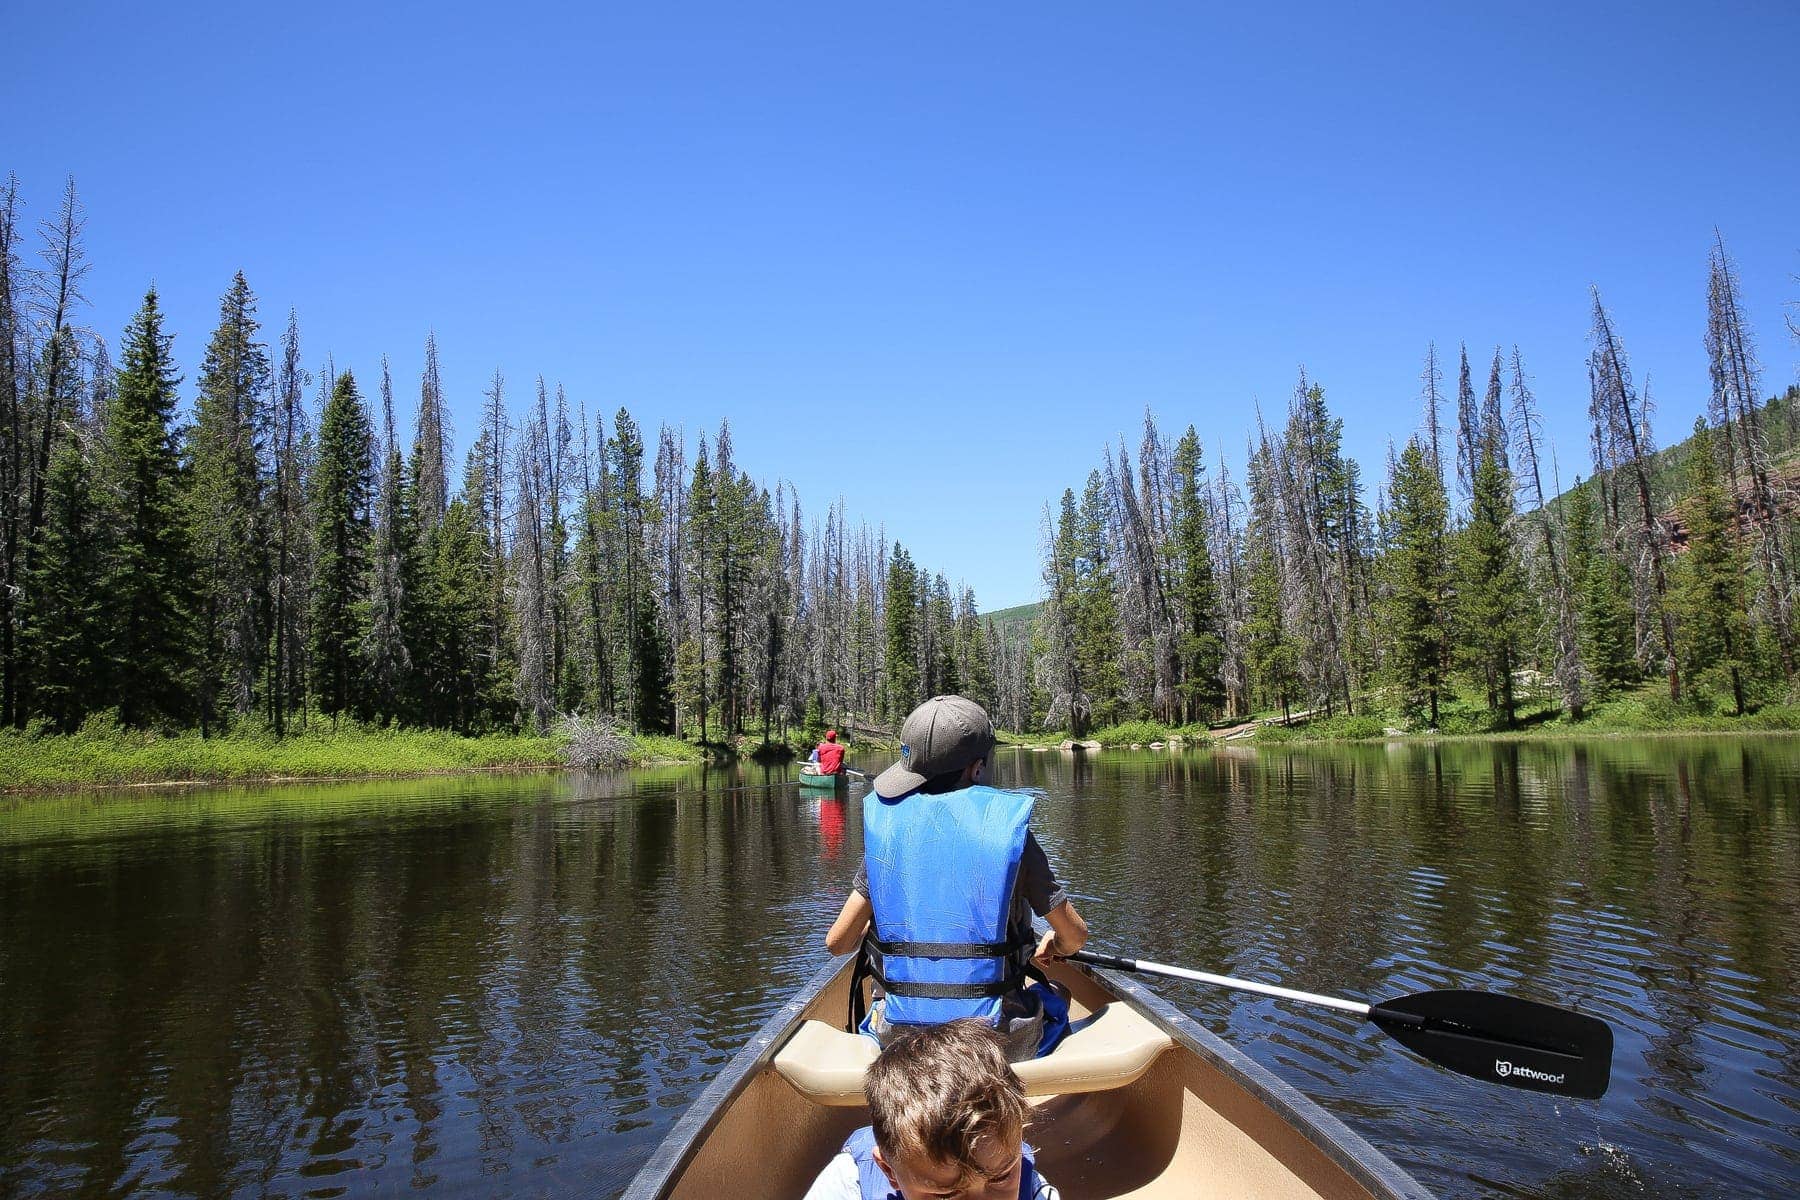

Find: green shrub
[1255,713,1386,742]
[1089,720,1172,746]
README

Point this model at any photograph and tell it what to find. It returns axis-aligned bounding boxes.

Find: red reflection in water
[816,797,845,857]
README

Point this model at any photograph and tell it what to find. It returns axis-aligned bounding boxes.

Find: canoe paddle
[1069,949,1613,1099]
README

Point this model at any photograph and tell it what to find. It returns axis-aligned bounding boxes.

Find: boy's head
[875,695,997,799]
[863,1020,1028,1199]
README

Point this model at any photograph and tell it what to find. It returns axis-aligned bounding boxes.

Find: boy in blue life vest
[801,1019,1060,1200]
[824,695,1089,1061]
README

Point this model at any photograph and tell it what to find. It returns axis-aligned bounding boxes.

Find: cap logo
[899,743,911,765]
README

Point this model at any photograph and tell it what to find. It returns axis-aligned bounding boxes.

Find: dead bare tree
[1510,346,1584,717]
[1589,288,1680,700]
[1420,342,1445,484]
[1455,343,1479,505]
[1483,347,1509,473]
[0,175,24,725]
[1213,453,1249,717]
[25,178,88,556]
[1707,233,1794,677]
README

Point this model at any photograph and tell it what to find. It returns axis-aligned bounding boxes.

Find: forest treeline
[0,176,996,741]
[1006,235,1800,736]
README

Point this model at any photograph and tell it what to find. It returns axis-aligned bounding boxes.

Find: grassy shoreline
[0,724,706,793]
[998,684,1800,749]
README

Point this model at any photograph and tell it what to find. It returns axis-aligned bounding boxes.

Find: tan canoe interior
[661,960,1382,1199]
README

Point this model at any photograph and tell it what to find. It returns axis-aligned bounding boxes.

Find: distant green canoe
[796,769,846,790]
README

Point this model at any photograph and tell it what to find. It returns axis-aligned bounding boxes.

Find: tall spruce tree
[711,422,748,734]
[609,407,668,730]
[96,288,191,727]
[364,358,411,722]
[1675,418,1752,713]
[1457,444,1528,726]
[953,586,998,713]
[309,371,373,720]
[1041,491,1085,733]
[1169,427,1225,722]
[1566,481,1638,697]
[1384,439,1452,726]
[24,423,107,728]
[432,482,493,731]
[1075,470,1123,728]
[268,311,309,734]
[187,272,271,729]
[883,542,921,721]
[686,436,714,739]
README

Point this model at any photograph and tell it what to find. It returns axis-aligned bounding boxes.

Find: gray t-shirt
[852,830,1070,942]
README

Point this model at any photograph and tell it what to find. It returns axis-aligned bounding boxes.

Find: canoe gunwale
[620,954,848,1200]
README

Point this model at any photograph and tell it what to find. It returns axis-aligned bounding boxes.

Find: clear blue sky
[6,1,1797,609]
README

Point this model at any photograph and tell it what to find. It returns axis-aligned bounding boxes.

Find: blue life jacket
[843,1126,1042,1200]
[862,784,1034,1028]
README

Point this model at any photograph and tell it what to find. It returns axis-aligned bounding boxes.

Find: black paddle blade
[1368,989,1612,1099]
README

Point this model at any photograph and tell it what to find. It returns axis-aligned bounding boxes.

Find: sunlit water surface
[1,739,1796,1198]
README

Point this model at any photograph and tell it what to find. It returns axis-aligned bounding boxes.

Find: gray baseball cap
[873,695,997,799]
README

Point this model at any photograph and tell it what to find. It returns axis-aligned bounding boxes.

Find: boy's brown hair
[863,1019,1028,1176]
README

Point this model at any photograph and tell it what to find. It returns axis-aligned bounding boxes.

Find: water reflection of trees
[1027,741,1799,1195]
[1,742,1795,1197]
[0,765,859,1196]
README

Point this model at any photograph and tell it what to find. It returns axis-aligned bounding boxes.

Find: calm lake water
[1,739,1796,1198]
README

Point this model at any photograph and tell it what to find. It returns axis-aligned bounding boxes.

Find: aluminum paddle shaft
[1071,950,1369,1015]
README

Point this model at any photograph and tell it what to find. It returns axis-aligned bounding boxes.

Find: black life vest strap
[872,976,1018,1000]
[869,936,1017,959]
[858,931,1037,1009]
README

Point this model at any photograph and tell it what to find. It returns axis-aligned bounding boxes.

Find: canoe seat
[772,1002,1174,1107]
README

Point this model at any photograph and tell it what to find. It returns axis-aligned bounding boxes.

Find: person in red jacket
[812,729,846,775]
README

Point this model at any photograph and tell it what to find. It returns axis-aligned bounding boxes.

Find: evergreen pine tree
[711,423,747,734]
[95,288,192,727]
[953,586,999,714]
[1243,525,1295,722]
[1042,490,1086,734]
[363,359,412,722]
[431,492,491,731]
[1456,445,1527,726]
[1566,482,1638,697]
[686,437,714,740]
[309,371,374,720]
[883,542,920,721]
[1170,428,1225,722]
[1075,470,1123,728]
[1383,439,1452,726]
[607,409,671,732]
[267,310,310,735]
[24,424,108,728]
[923,572,957,697]
[187,272,272,729]
[1676,418,1752,713]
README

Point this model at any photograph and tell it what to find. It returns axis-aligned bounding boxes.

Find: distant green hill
[983,601,1041,639]
[1546,383,1800,526]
